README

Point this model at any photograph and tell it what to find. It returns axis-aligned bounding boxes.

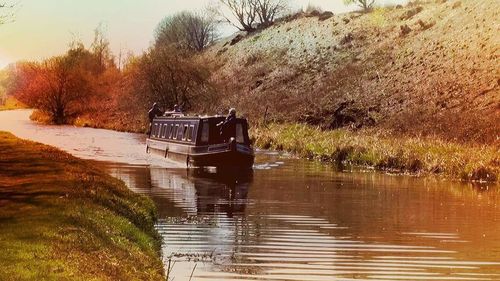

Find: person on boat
[148,103,163,122]
[217,108,237,142]
[147,103,163,134]
[163,104,183,117]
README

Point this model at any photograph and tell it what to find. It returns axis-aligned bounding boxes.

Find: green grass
[252,123,500,182]
[0,132,164,280]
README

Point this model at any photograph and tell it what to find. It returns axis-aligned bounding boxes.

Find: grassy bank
[0,132,164,280]
[30,110,148,134]
[0,96,26,111]
[253,123,500,183]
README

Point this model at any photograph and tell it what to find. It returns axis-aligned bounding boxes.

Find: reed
[252,123,499,182]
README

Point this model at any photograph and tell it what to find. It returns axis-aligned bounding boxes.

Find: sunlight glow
[0,0,408,66]
[0,52,10,69]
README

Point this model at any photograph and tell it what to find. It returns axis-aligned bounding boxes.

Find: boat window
[166,124,170,138]
[201,121,209,143]
[161,124,167,138]
[168,124,174,139]
[177,124,184,140]
[173,124,179,140]
[154,123,160,137]
[186,125,194,141]
[236,123,245,143]
[182,125,188,141]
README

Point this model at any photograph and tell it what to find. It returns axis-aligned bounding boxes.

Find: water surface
[1,110,499,281]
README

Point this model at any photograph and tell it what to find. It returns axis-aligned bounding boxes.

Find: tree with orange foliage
[37,57,93,124]
[4,61,40,105]
[6,44,95,124]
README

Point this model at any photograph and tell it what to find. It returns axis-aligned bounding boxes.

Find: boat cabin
[147,115,254,168]
[149,116,251,145]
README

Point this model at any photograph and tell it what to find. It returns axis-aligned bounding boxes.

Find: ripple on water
[143,164,500,281]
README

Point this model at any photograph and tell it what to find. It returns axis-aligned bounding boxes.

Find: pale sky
[0,0,407,68]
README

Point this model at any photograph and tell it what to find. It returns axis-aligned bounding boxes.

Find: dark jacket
[148,107,163,122]
[220,114,237,141]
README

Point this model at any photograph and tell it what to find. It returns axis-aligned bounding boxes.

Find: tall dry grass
[253,123,499,182]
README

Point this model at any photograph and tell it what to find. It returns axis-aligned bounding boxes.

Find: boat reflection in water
[189,168,252,218]
[138,167,257,278]
[101,163,258,278]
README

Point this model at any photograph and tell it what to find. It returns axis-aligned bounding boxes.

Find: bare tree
[184,11,218,51]
[133,46,214,111]
[90,23,114,74]
[216,0,288,32]
[155,14,185,48]
[0,1,15,24]
[155,11,217,52]
[255,0,288,27]
[343,0,375,11]
[218,0,258,32]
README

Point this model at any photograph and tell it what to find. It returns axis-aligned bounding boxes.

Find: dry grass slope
[205,0,499,144]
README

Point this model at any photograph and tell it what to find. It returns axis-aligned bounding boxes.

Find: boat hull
[146,138,254,168]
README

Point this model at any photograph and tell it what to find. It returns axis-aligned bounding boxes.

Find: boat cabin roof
[150,114,251,146]
[154,115,247,122]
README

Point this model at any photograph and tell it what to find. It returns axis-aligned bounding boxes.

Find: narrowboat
[146,114,254,168]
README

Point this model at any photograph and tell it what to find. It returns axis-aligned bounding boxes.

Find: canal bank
[28,108,499,183]
[0,97,25,112]
[252,123,500,183]
[0,131,164,280]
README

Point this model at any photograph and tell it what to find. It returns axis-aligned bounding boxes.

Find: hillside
[204,0,499,144]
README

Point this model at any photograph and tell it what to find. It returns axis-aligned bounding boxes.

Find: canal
[1,110,499,281]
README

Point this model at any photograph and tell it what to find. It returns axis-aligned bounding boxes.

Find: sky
[0,0,407,68]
